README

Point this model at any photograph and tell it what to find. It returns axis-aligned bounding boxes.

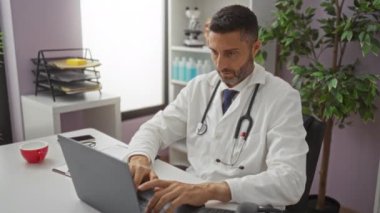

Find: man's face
[208,30,260,87]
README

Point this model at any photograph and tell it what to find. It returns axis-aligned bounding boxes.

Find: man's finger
[166,196,183,213]
[149,171,158,180]
[128,165,135,177]
[133,169,145,187]
[138,179,172,191]
[145,186,167,212]
[153,189,179,212]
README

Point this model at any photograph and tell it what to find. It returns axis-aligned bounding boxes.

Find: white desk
[0,129,235,213]
[21,92,121,140]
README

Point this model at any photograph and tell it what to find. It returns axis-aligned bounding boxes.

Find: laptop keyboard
[137,190,153,211]
[137,190,234,213]
[178,205,235,213]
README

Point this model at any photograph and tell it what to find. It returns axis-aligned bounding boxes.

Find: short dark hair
[209,5,258,42]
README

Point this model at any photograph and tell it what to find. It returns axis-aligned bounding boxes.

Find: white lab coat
[125,63,308,207]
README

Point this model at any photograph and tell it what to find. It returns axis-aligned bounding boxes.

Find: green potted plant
[258,0,380,212]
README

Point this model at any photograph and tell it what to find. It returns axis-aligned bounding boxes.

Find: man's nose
[215,56,228,71]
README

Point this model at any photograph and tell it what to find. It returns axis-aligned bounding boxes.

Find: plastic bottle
[191,58,198,80]
[202,60,212,73]
[178,57,187,82]
[172,57,179,80]
[196,59,203,75]
[186,58,195,82]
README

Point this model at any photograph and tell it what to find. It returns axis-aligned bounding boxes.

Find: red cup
[19,141,49,163]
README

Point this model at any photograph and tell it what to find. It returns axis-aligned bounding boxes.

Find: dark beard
[219,52,254,87]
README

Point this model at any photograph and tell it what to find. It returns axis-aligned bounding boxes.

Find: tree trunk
[316,118,334,209]
[274,40,281,76]
[316,1,341,209]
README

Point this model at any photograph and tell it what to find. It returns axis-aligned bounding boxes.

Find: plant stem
[317,0,343,209]
[317,118,334,210]
[338,42,347,68]
[274,40,281,76]
[332,0,342,71]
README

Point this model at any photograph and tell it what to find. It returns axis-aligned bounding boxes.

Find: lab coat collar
[208,62,267,89]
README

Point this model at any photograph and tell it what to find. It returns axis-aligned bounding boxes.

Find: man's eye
[225,52,237,57]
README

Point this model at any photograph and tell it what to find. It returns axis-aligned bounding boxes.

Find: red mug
[19,141,49,163]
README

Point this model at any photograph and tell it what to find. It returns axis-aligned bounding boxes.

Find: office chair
[237,115,325,213]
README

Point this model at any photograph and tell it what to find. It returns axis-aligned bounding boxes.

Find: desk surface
[0,128,235,213]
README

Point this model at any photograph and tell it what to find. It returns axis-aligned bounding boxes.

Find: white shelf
[171,80,187,86]
[171,46,211,54]
[21,92,121,140]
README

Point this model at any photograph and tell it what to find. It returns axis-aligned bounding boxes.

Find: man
[124,5,308,212]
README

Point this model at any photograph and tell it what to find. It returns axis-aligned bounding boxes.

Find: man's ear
[251,40,261,57]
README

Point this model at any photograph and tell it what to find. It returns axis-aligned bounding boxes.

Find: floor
[340,207,359,213]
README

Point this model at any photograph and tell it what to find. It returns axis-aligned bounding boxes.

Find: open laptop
[57,135,234,213]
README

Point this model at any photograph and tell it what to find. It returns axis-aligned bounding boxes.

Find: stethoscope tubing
[200,80,221,124]
[233,84,260,140]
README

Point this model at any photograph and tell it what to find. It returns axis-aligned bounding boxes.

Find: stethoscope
[196,80,260,170]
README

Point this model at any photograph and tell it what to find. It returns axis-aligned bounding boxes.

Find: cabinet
[21,92,121,141]
[167,0,276,166]
[32,48,101,101]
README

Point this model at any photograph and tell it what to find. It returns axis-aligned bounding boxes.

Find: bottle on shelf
[171,57,179,80]
[202,60,212,73]
[178,57,187,82]
[187,58,197,81]
[196,59,203,75]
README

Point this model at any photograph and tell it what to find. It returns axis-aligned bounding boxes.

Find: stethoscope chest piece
[196,122,207,135]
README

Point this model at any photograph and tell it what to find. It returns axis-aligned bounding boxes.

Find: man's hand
[138,179,231,213]
[128,155,158,186]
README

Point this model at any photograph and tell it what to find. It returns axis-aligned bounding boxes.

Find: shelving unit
[167,0,276,166]
[171,79,187,86]
[171,45,210,53]
[32,48,102,101]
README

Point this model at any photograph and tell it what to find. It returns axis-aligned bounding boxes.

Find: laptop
[57,135,234,213]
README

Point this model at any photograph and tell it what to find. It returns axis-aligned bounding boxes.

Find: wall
[122,115,153,143]
[0,0,82,141]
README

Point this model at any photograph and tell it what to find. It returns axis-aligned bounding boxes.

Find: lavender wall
[122,115,153,143]
[1,0,82,141]
[10,0,83,94]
